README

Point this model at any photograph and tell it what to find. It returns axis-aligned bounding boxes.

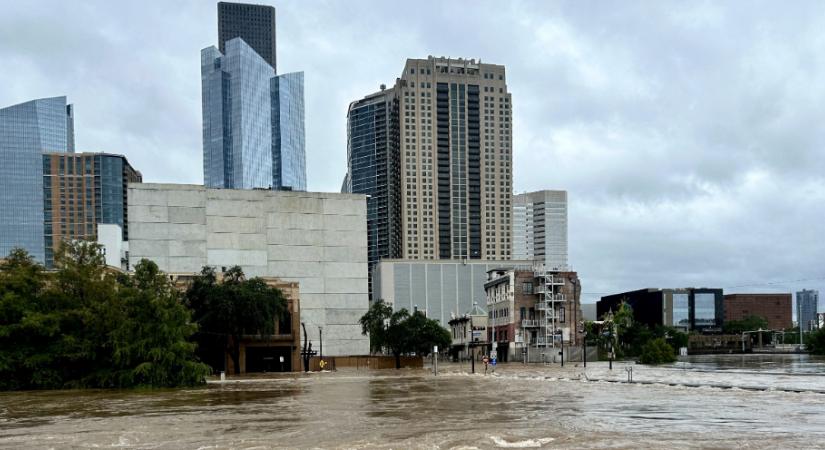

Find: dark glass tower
[218,1,277,70]
[346,87,402,299]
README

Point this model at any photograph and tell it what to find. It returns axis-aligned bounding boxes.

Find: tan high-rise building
[396,56,512,260]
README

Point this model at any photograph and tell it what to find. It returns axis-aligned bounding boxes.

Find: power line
[579,276,825,297]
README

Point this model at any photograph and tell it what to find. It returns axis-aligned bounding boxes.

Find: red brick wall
[723,294,792,330]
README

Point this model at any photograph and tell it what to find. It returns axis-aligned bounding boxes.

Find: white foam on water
[489,436,555,448]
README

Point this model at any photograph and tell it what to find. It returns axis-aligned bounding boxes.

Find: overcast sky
[1,0,823,307]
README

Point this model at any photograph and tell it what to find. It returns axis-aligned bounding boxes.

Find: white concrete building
[512,190,568,271]
[372,259,532,325]
[97,223,129,270]
[127,183,369,356]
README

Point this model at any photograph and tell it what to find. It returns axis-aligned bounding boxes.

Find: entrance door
[245,347,292,372]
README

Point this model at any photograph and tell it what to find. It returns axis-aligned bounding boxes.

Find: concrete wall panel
[323,262,367,279]
[167,189,206,208]
[267,245,323,262]
[168,206,206,224]
[169,240,207,258]
[207,249,268,267]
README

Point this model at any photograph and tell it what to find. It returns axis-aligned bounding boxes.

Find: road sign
[491,357,497,366]
[490,350,498,359]
[434,345,439,353]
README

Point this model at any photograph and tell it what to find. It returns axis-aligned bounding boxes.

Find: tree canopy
[184,266,288,374]
[359,303,451,368]
[807,327,825,355]
[0,244,209,390]
[359,299,393,353]
[596,301,687,361]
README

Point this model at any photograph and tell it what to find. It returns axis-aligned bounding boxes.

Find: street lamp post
[319,326,323,361]
[579,320,586,368]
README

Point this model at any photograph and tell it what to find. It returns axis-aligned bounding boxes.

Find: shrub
[639,338,677,365]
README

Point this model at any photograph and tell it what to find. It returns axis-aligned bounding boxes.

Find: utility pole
[319,326,323,361]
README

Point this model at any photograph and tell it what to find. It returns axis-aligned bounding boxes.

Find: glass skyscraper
[0,96,74,262]
[201,37,306,191]
[345,87,402,296]
[272,72,306,191]
[218,1,277,71]
[797,289,819,331]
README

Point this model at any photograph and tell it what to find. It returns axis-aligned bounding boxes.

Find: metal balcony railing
[521,319,540,328]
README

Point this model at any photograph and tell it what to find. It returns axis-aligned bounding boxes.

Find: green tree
[359,307,451,369]
[403,310,451,357]
[0,244,209,390]
[46,241,117,387]
[0,248,56,389]
[185,266,288,374]
[107,260,211,387]
[639,338,677,364]
[359,299,393,353]
[385,308,411,369]
[807,327,825,355]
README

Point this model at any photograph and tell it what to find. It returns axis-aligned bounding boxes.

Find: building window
[522,282,533,294]
[559,307,565,323]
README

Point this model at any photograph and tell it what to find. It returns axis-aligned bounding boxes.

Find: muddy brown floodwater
[1,354,824,449]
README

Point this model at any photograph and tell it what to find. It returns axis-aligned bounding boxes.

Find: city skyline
[1,1,823,304]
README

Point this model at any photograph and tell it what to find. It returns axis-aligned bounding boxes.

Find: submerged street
[1,355,823,449]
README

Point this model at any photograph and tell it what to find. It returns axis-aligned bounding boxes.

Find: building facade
[218,1,277,70]
[398,57,512,260]
[170,272,300,373]
[271,72,306,191]
[345,86,402,298]
[0,97,74,262]
[512,190,568,270]
[42,152,142,267]
[447,303,488,361]
[723,293,792,330]
[598,287,724,332]
[372,259,533,325]
[351,57,512,262]
[797,289,819,331]
[485,268,581,362]
[201,38,305,191]
[127,183,369,356]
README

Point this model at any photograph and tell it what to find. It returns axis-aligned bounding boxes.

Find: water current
[1,354,823,449]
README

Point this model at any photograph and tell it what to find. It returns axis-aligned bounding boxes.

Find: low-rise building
[169,272,302,373]
[372,259,533,325]
[447,303,488,361]
[598,287,724,332]
[485,266,581,362]
[723,293,792,330]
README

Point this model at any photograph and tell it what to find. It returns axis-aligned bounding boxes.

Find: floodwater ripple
[0,355,823,449]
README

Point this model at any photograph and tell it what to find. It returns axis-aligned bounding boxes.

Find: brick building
[485,266,581,362]
[723,293,792,330]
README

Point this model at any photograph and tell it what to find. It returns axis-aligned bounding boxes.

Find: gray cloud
[1,0,822,307]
